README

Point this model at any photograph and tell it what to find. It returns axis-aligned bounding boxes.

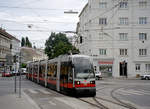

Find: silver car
[95,71,102,80]
[141,74,150,80]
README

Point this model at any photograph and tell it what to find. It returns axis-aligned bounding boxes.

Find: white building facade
[11,37,20,74]
[77,0,150,78]
[11,37,20,56]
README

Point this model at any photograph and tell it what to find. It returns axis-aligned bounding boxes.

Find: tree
[33,45,36,49]
[45,32,79,59]
[21,37,32,48]
[25,37,32,48]
[21,63,27,68]
[21,37,25,47]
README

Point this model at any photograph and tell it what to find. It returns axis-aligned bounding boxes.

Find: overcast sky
[0,0,87,48]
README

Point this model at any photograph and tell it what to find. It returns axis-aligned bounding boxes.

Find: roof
[79,3,88,17]
[0,28,13,39]
[11,36,20,42]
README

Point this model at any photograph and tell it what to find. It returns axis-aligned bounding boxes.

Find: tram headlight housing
[75,81,80,85]
[90,81,95,84]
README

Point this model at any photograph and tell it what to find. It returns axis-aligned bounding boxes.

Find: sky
[0,0,87,48]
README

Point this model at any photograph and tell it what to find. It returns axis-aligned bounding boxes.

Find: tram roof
[70,54,91,58]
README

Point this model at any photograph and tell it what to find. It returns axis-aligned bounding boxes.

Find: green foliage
[21,63,27,68]
[45,32,79,59]
[25,37,32,48]
[21,37,25,47]
[21,37,32,48]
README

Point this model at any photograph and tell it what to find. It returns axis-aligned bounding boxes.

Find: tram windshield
[73,57,94,79]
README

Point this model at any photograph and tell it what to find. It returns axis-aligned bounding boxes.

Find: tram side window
[33,65,36,74]
[60,62,72,83]
[42,65,46,77]
[39,65,45,77]
[39,65,42,77]
[54,63,57,77]
[29,67,32,74]
[47,63,57,78]
[68,65,73,83]
[34,65,38,75]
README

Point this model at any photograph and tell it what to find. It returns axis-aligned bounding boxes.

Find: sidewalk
[0,91,40,109]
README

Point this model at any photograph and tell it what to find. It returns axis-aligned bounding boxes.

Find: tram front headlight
[75,81,80,85]
[90,81,95,84]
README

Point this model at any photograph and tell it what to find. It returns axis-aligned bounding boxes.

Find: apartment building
[0,28,12,74]
[11,36,20,56]
[77,0,150,78]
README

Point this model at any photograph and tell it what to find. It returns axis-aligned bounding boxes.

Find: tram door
[60,62,68,91]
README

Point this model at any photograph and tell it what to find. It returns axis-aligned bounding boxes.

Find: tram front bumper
[75,87,96,95]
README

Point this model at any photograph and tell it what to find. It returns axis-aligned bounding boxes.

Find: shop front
[98,60,113,77]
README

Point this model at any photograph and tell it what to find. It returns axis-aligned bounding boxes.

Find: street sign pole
[14,63,16,93]
[13,55,17,93]
[19,52,21,98]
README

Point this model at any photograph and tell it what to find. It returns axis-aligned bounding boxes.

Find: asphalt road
[96,78,150,109]
[0,76,150,109]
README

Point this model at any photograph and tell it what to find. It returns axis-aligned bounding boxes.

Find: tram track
[110,87,137,109]
[78,97,109,109]
[96,82,137,109]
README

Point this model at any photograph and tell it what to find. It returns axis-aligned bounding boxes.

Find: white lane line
[38,89,51,94]
[28,89,38,94]
[138,89,150,93]
[128,89,150,95]
[117,89,143,95]
[117,88,131,95]
[117,91,131,95]
[22,91,41,109]
[49,101,56,106]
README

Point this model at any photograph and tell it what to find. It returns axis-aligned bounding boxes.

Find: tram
[26,54,96,96]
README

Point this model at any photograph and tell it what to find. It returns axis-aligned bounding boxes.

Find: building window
[99,49,107,55]
[120,49,128,56]
[145,64,150,71]
[139,17,147,24]
[135,64,141,71]
[80,36,83,43]
[139,1,147,8]
[119,17,128,25]
[119,1,128,9]
[139,33,147,40]
[119,33,128,40]
[99,2,107,8]
[99,18,107,25]
[139,49,147,56]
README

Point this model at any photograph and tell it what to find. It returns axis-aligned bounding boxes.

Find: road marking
[138,89,150,94]
[129,89,150,95]
[28,89,38,94]
[49,101,56,105]
[22,91,41,109]
[117,88,131,95]
[117,88,143,95]
[38,89,51,94]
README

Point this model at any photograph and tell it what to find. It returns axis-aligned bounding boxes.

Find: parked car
[2,72,12,77]
[21,68,27,75]
[95,71,102,80]
[141,74,150,80]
